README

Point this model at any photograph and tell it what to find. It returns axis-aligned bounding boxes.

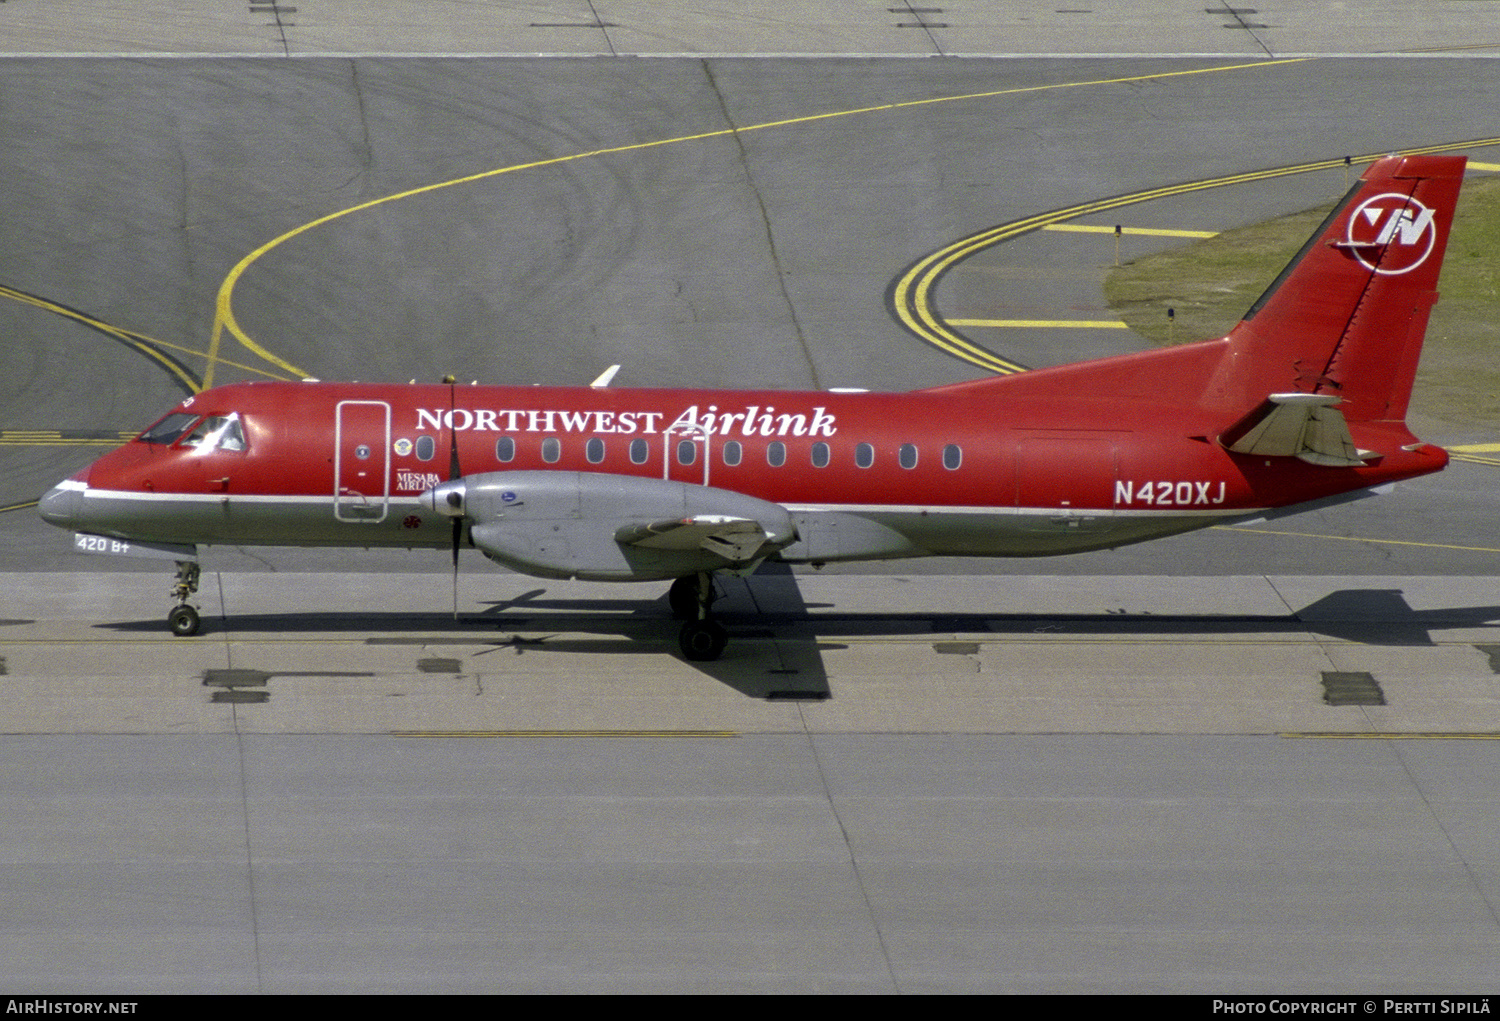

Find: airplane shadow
[96,572,1500,699]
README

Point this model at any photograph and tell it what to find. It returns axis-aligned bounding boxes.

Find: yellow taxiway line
[1217,525,1500,555]
[946,318,1128,329]
[1043,223,1219,238]
[1281,732,1500,740]
[0,430,135,447]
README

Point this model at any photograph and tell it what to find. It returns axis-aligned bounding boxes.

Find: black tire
[678,620,727,661]
[168,605,200,637]
[668,576,699,620]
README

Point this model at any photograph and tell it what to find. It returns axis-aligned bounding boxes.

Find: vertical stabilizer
[1210,154,1466,422]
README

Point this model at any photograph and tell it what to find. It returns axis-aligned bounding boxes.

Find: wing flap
[615,516,770,563]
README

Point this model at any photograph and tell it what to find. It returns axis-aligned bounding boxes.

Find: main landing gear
[670,573,727,662]
[168,560,201,637]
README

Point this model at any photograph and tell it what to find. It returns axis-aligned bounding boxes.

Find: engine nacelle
[442,471,797,581]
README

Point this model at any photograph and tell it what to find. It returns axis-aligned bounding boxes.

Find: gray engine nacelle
[434,471,797,581]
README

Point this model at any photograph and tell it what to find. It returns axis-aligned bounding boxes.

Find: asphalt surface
[4,4,1500,996]
[7,731,1499,994]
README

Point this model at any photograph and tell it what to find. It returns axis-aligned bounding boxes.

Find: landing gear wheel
[168,604,200,637]
[668,576,699,620]
[167,560,203,636]
[679,619,727,662]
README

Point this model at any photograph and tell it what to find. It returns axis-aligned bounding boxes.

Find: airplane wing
[1220,393,1370,467]
[429,471,798,581]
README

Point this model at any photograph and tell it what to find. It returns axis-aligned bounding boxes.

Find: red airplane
[39,154,1465,660]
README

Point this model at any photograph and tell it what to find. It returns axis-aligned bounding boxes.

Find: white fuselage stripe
[79,488,421,507]
[783,502,1267,519]
[76,487,1265,519]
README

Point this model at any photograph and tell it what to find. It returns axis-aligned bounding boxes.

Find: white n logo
[1374,206,1435,246]
[1347,193,1438,276]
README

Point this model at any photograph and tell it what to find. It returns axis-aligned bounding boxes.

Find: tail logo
[1345,193,1438,276]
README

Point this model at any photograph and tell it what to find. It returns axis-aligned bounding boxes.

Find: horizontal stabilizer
[1220,393,1371,467]
[615,516,770,562]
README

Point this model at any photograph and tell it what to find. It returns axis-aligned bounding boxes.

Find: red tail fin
[1209,153,1466,422]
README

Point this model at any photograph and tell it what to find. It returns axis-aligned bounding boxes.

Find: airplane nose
[423,480,466,518]
[37,477,86,530]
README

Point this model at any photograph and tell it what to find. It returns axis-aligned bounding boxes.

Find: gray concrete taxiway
[4,571,1500,993]
[5,570,1500,735]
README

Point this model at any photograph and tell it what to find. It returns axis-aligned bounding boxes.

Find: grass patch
[1103,175,1500,432]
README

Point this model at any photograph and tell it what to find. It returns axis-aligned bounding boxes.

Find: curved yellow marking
[0,284,203,394]
[1,284,295,393]
[897,137,1500,375]
[209,58,1312,388]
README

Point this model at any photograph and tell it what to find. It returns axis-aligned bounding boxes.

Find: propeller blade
[451,518,461,620]
[445,375,461,482]
[447,376,461,618]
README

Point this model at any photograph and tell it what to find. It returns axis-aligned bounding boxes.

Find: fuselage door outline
[664,420,711,487]
[334,399,392,522]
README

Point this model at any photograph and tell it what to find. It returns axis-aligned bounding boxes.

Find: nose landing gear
[168,560,201,636]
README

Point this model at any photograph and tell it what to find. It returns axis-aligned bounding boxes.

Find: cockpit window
[138,412,200,445]
[179,414,247,453]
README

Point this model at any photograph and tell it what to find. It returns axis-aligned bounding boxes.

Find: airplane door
[334,400,391,522]
[664,422,711,486]
[1014,434,1117,531]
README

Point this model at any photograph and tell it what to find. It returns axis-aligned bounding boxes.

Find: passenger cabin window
[179,414,247,453]
[496,437,516,463]
[899,443,918,469]
[139,412,199,445]
[586,437,606,464]
[541,437,561,463]
[676,439,697,466]
[943,444,962,470]
[855,442,874,468]
[630,438,649,465]
[811,442,830,468]
[722,440,743,466]
[415,436,436,461]
[766,441,786,467]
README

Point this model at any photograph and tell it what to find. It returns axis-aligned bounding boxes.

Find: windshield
[180,414,247,452]
[138,412,199,445]
[138,412,247,452]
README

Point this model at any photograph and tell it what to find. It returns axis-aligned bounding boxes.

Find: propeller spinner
[423,479,467,518]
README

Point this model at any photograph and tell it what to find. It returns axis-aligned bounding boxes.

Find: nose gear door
[335,400,391,522]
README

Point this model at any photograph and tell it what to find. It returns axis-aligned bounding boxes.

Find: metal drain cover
[1321,671,1385,706]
